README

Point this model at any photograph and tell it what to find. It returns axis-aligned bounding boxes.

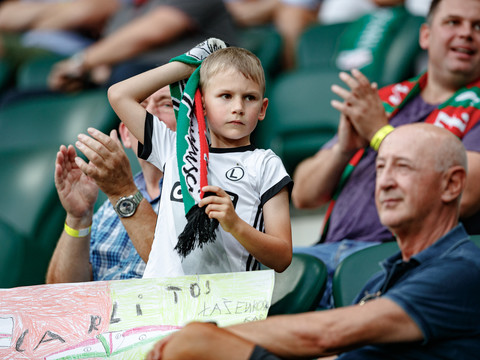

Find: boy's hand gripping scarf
[320,72,480,242]
[168,38,228,258]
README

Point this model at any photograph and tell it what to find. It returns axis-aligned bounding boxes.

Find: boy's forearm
[110,61,195,104]
[108,61,195,143]
[228,218,292,273]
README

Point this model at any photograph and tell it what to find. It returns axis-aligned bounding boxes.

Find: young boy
[108,39,293,277]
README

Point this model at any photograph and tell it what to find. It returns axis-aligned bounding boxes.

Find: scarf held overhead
[320,72,480,242]
[169,39,228,257]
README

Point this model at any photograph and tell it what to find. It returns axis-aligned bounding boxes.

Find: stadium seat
[470,234,480,247]
[0,147,65,286]
[332,241,399,308]
[0,218,27,288]
[378,14,425,86]
[238,25,283,83]
[0,59,14,93]
[0,89,118,286]
[254,68,340,174]
[264,253,328,315]
[0,89,119,151]
[296,22,350,70]
[296,8,425,87]
[15,53,65,91]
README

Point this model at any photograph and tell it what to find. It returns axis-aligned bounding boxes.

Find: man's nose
[458,21,474,38]
[377,166,396,190]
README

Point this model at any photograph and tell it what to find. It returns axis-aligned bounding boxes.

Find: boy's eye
[221,94,232,99]
[245,95,256,101]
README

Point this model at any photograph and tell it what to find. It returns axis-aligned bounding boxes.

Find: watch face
[115,191,143,218]
[118,199,135,217]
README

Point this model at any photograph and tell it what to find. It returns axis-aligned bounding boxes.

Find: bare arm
[147,298,422,359]
[225,0,279,27]
[0,0,118,32]
[48,5,193,91]
[108,61,195,144]
[228,298,422,358]
[460,151,480,217]
[47,144,97,283]
[74,128,158,261]
[292,142,354,209]
[200,186,292,272]
[33,0,119,31]
[46,220,93,283]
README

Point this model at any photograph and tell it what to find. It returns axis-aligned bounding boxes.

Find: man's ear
[258,97,269,121]
[419,23,430,51]
[441,166,467,203]
[118,122,132,149]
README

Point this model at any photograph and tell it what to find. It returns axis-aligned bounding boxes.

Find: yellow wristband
[64,222,91,238]
[370,125,395,151]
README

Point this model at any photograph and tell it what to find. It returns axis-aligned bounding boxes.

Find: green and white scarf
[168,38,228,257]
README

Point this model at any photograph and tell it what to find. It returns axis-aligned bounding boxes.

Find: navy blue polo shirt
[338,224,480,359]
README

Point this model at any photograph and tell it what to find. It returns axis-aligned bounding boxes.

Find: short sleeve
[384,259,480,343]
[257,150,293,207]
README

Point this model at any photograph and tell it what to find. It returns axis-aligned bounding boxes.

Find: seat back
[0,218,27,288]
[379,14,425,86]
[470,234,480,247]
[332,242,399,307]
[296,22,350,70]
[0,90,119,286]
[0,59,14,93]
[0,147,64,286]
[0,89,119,151]
[264,253,328,315]
[238,25,283,82]
[16,54,65,91]
[296,8,425,87]
[254,68,340,174]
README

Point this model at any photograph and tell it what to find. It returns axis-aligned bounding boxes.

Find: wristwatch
[114,190,144,218]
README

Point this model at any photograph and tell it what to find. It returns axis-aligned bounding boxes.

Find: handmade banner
[0,270,274,359]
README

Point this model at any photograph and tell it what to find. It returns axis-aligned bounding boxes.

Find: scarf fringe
[175,203,219,258]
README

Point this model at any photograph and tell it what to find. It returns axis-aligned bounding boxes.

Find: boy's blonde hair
[199,47,266,96]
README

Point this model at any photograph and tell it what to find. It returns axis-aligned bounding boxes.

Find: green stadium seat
[0,218,27,288]
[296,22,350,70]
[263,253,328,315]
[0,89,119,151]
[0,59,14,93]
[296,9,425,87]
[470,234,480,247]
[254,68,341,175]
[332,242,399,308]
[238,25,283,82]
[16,53,65,91]
[0,147,65,286]
[378,14,425,86]
[0,89,119,286]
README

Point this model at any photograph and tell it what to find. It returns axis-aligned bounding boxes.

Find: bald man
[146,123,480,360]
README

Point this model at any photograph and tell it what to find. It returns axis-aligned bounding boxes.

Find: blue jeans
[294,240,380,309]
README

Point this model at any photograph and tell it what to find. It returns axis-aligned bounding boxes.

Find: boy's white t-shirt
[139,113,292,278]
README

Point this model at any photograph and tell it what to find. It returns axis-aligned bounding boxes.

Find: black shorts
[249,346,282,360]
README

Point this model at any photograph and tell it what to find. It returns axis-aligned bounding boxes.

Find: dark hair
[427,0,442,23]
